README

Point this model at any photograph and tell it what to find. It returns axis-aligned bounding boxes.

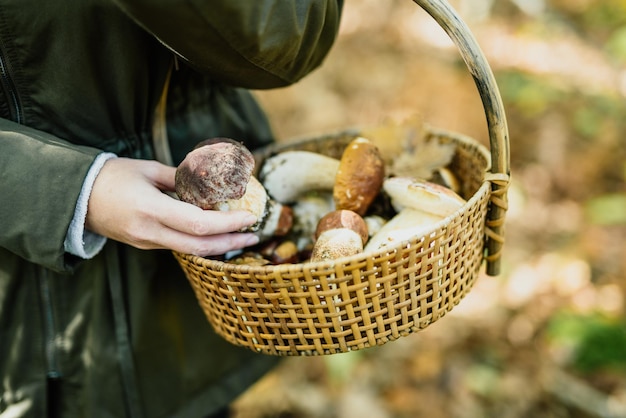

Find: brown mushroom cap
[175,138,255,209]
[333,137,385,216]
[314,210,369,245]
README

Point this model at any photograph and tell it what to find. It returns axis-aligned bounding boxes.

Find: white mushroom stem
[310,228,365,262]
[214,175,266,220]
[215,176,292,242]
[363,215,387,238]
[310,210,368,262]
[259,150,341,203]
[290,192,335,251]
[364,208,444,253]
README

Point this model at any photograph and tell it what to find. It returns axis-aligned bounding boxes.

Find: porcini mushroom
[333,137,385,216]
[363,208,444,252]
[269,240,300,264]
[364,177,466,253]
[175,138,255,209]
[290,192,335,250]
[175,138,293,242]
[430,167,461,194]
[213,176,294,241]
[258,150,341,204]
[382,176,466,217]
[310,210,368,262]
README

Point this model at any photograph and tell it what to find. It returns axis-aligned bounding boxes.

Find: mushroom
[175,138,293,241]
[226,253,272,267]
[363,214,387,238]
[429,167,461,194]
[382,176,466,217]
[310,210,368,262]
[269,240,300,264]
[363,208,444,252]
[290,192,335,250]
[364,177,466,253]
[258,150,341,204]
[175,138,255,209]
[333,137,385,216]
[309,210,369,331]
[213,176,294,241]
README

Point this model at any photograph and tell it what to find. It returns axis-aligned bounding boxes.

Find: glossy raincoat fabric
[0,1,342,416]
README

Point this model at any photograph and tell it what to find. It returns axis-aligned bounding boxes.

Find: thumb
[146,160,177,192]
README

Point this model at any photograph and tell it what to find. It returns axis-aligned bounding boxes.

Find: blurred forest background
[231,0,626,417]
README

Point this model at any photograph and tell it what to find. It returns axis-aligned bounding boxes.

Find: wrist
[64,152,118,259]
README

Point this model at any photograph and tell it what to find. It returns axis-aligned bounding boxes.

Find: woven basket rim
[174,127,492,276]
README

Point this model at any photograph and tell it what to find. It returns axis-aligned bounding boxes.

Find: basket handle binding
[414,0,511,276]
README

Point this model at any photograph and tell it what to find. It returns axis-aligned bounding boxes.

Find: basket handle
[414,0,510,276]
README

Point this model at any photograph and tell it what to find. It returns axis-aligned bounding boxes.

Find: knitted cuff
[64,152,118,259]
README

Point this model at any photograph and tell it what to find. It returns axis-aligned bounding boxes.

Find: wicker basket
[173,0,510,356]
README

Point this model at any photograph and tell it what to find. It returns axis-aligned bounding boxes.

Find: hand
[86,157,260,256]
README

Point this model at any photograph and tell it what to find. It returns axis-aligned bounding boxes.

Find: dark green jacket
[0,1,342,417]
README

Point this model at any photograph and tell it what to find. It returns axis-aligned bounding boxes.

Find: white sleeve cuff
[64,152,118,259]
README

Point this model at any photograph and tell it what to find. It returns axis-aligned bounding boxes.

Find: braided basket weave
[173,0,510,356]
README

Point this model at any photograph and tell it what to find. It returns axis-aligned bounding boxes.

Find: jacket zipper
[0,34,23,124]
[38,268,61,379]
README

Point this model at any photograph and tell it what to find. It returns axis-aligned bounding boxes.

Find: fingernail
[245,235,260,247]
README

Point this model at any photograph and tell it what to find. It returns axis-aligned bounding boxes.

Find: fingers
[114,197,261,256]
[154,229,260,257]
[143,160,177,192]
[142,187,262,255]
[132,200,261,255]
[137,159,259,236]
[157,197,259,236]
[87,157,262,256]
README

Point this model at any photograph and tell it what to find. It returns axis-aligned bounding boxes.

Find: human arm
[0,119,259,272]
[84,157,260,256]
[63,152,117,259]
[110,0,343,89]
[0,118,102,271]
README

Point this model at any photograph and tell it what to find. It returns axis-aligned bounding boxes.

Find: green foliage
[550,0,626,41]
[581,0,626,33]
[547,312,626,374]
[497,71,565,116]
[499,69,626,149]
[572,106,603,140]
[463,363,501,397]
[605,25,626,63]
[585,193,626,225]
[323,350,364,385]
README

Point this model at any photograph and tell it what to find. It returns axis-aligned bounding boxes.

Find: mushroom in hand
[175,138,255,209]
[175,137,292,242]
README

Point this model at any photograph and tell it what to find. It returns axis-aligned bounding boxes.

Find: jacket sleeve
[0,117,103,272]
[111,0,343,89]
